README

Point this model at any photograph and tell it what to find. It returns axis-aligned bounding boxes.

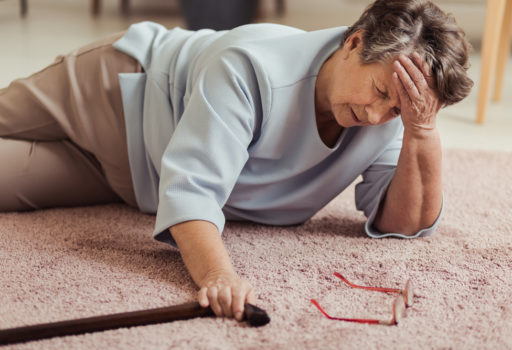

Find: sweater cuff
[364,190,444,239]
[153,195,226,247]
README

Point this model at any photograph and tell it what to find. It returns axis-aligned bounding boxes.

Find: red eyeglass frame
[310,272,414,325]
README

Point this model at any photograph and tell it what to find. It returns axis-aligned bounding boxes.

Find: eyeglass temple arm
[334,272,402,293]
[310,299,393,325]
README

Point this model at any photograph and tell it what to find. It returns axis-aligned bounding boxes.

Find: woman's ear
[342,30,364,59]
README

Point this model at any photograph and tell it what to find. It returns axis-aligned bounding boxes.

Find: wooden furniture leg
[256,0,286,18]
[492,0,512,102]
[476,0,507,124]
[120,0,129,15]
[91,0,100,16]
[276,0,285,16]
[20,0,27,17]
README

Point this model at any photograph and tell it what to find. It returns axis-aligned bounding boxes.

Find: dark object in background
[179,0,258,30]
[19,0,285,20]
[91,0,129,16]
[20,0,27,16]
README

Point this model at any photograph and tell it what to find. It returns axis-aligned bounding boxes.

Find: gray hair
[341,0,473,106]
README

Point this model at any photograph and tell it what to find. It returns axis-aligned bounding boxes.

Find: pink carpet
[1,149,511,349]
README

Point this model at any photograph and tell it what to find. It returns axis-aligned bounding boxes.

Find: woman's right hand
[198,269,256,321]
[169,220,256,322]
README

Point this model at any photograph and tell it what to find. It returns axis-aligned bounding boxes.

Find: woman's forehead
[370,60,397,87]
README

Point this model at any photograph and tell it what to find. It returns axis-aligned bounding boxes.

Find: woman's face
[316,32,402,128]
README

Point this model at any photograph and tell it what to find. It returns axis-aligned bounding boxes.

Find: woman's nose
[365,106,386,125]
[365,102,395,125]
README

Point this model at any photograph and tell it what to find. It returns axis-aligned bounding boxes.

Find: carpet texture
[1,149,511,349]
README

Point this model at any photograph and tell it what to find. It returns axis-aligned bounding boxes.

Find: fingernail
[235,312,243,321]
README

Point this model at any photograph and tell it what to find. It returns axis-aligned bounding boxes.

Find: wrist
[401,109,439,139]
[403,123,440,142]
[170,220,235,288]
[198,268,238,288]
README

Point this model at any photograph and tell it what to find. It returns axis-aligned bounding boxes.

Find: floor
[1,0,511,151]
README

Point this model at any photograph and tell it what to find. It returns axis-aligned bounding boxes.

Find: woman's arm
[169,220,256,321]
[373,128,442,235]
[374,52,443,235]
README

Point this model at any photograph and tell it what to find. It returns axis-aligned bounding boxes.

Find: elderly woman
[0,0,472,320]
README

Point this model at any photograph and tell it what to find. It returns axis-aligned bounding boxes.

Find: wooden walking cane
[0,301,270,345]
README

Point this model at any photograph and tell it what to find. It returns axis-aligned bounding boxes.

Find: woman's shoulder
[207,25,349,89]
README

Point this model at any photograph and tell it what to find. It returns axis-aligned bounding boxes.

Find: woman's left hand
[392,52,442,134]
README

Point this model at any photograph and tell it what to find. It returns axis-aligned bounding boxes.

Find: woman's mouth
[350,108,361,124]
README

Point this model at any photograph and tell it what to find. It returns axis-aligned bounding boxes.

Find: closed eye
[374,82,389,100]
[376,87,387,98]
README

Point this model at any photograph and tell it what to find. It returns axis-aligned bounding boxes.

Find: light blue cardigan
[112,22,442,246]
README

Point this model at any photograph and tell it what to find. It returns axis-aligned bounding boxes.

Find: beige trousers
[0,32,141,211]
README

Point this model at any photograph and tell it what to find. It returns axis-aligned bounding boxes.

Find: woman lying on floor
[0,0,473,321]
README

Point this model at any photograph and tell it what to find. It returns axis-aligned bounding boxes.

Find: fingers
[204,286,234,318]
[411,52,435,88]
[392,71,409,106]
[246,287,257,305]
[232,282,254,321]
[198,287,209,308]
[198,278,255,322]
[393,57,420,100]
[392,52,441,131]
[411,52,427,75]
[206,286,222,316]
[231,285,245,321]
[399,54,428,88]
[218,286,233,318]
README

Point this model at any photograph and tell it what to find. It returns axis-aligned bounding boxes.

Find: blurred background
[0,0,511,150]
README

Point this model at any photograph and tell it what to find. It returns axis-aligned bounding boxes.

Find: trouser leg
[0,138,120,211]
[0,31,141,210]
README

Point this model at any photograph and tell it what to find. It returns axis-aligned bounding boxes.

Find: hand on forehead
[392,52,442,130]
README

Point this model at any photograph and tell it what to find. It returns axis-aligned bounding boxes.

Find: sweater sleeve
[355,129,443,239]
[152,50,262,246]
